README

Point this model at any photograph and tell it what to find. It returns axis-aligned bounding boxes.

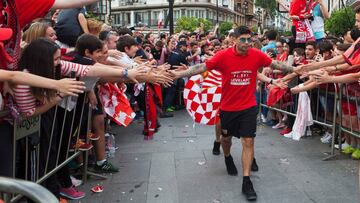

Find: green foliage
[325,7,355,36]
[255,0,277,16]
[175,17,213,33]
[251,25,258,33]
[282,31,293,37]
[86,11,101,21]
[219,22,233,36]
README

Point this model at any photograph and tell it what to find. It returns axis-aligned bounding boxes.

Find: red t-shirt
[16,0,55,29]
[289,0,307,25]
[343,38,360,65]
[205,47,272,111]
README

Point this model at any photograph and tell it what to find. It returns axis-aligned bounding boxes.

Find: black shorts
[220,106,257,138]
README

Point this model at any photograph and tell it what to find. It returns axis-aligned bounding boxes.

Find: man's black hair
[179,34,189,40]
[76,34,103,56]
[228,32,236,38]
[233,26,251,38]
[351,27,360,41]
[116,35,137,52]
[117,27,133,36]
[266,30,278,41]
[318,40,333,54]
[305,41,317,49]
[190,41,198,47]
[293,47,305,56]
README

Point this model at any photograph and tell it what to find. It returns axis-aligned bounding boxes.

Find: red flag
[98,83,135,127]
[183,70,222,125]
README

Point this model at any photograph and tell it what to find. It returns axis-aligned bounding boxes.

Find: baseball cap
[0,28,13,41]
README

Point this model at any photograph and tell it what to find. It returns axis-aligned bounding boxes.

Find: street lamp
[216,0,219,24]
[168,0,174,35]
[242,1,248,26]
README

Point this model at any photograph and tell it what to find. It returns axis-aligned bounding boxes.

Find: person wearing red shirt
[171,26,293,201]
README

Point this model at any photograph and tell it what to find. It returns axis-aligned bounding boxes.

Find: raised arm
[319,0,330,19]
[0,70,84,96]
[295,55,345,73]
[172,63,208,79]
[257,72,287,89]
[269,60,295,72]
[315,71,360,84]
[52,0,99,9]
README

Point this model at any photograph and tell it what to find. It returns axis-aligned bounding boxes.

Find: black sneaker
[242,179,257,201]
[212,141,221,155]
[94,161,119,173]
[251,158,259,172]
[225,155,238,176]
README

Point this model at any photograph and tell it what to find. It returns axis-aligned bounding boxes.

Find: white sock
[97,159,106,166]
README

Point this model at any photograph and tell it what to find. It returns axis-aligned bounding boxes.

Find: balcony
[347,0,360,9]
[119,0,147,6]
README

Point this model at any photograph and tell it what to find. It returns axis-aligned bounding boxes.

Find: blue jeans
[163,82,177,109]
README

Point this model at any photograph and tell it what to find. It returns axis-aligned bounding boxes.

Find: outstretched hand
[127,67,149,83]
[55,78,85,97]
[313,69,330,84]
[273,78,288,89]
[173,63,189,71]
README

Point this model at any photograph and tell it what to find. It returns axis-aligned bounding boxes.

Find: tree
[219,22,233,36]
[325,7,355,36]
[255,0,277,17]
[175,17,213,33]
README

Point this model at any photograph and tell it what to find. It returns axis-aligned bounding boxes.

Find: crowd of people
[1,0,360,202]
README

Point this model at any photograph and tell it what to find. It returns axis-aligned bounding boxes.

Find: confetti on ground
[198,161,206,166]
[91,185,104,193]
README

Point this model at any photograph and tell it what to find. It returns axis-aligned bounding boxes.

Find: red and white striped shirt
[13,61,90,116]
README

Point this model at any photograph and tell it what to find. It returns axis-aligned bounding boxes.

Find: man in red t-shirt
[171,26,294,201]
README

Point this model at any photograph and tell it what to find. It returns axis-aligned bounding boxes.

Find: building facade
[108,0,258,28]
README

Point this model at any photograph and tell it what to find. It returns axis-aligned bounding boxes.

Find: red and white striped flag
[98,83,135,127]
[157,11,163,30]
[183,70,222,125]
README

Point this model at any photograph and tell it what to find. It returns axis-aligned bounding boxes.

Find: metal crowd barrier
[0,177,57,203]
[0,87,106,202]
[258,82,339,161]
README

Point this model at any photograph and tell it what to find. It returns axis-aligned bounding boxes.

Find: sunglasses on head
[239,37,252,43]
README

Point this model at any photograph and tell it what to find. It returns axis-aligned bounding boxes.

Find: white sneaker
[320,132,331,141]
[284,132,293,138]
[321,132,332,144]
[306,128,312,137]
[282,115,288,122]
[261,114,267,123]
[335,142,350,149]
[272,122,286,129]
[320,132,329,140]
[70,176,82,187]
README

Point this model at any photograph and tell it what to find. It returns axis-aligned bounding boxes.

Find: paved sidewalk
[78,110,359,203]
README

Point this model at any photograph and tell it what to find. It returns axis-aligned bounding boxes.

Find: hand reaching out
[55,78,85,97]
[127,67,149,83]
[272,78,288,89]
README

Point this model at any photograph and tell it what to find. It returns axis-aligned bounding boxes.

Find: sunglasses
[239,37,252,43]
